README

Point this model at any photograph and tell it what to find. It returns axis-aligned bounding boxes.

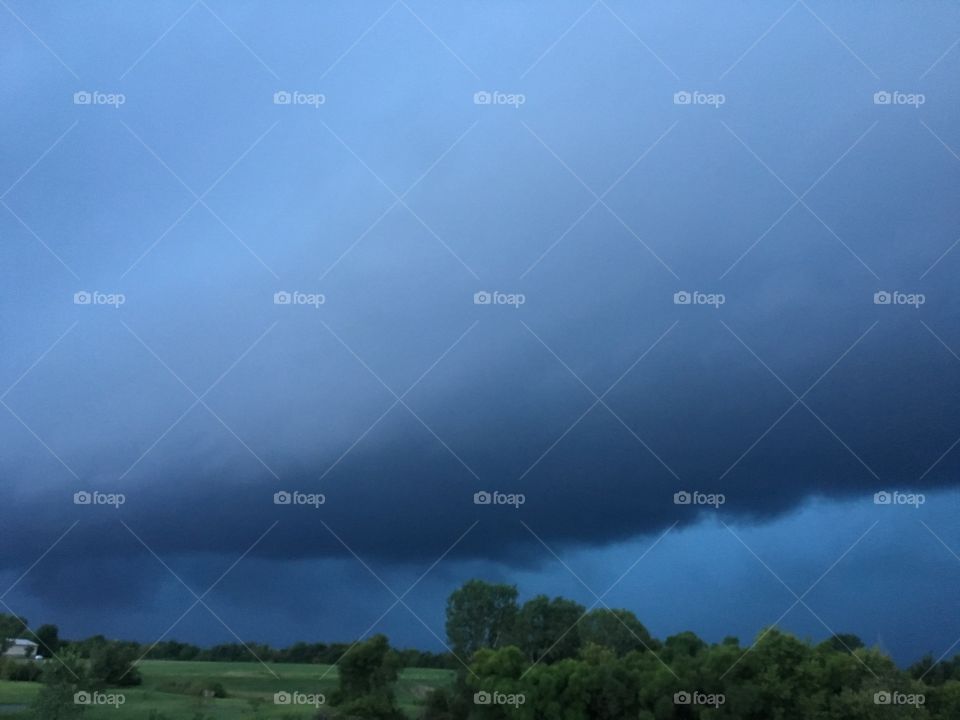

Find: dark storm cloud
[1,0,959,652]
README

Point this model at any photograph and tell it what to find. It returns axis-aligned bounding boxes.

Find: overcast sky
[2,1,960,666]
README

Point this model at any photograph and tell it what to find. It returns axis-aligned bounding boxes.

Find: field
[0,660,455,718]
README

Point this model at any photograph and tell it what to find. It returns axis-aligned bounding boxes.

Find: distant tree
[511,595,584,664]
[819,633,865,654]
[929,680,960,717]
[0,613,29,652]
[445,580,518,661]
[72,634,107,659]
[89,642,142,687]
[468,646,530,718]
[337,634,400,700]
[334,634,404,719]
[29,649,85,720]
[579,608,656,657]
[422,686,465,720]
[662,630,707,660]
[336,691,406,720]
[277,641,317,664]
[34,624,61,657]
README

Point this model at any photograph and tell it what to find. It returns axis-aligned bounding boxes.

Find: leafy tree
[445,580,518,661]
[422,686,465,720]
[468,646,530,719]
[332,635,405,719]
[661,630,707,661]
[511,595,584,664]
[928,680,960,717]
[0,612,28,652]
[579,608,656,657]
[89,642,142,687]
[29,649,85,720]
[337,634,400,701]
[819,632,865,654]
[35,624,61,656]
[337,691,406,720]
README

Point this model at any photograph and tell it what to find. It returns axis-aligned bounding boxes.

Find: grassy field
[0,660,454,718]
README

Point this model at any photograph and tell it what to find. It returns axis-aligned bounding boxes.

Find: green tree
[29,649,85,720]
[579,608,656,657]
[468,646,530,719]
[35,624,61,657]
[89,642,142,687]
[337,634,400,700]
[0,613,28,652]
[819,632,865,654]
[511,595,584,664]
[445,580,518,660]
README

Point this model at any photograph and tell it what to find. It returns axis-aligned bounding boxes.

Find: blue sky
[2,1,960,667]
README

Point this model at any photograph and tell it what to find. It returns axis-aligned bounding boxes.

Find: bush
[89,643,142,687]
[422,687,463,720]
[4,661,43,682]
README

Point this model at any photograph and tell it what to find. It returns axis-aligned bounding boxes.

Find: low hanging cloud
[1,0,959,629]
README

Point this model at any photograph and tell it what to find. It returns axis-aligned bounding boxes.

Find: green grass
[0,660,455,719]
[0,680,38,704]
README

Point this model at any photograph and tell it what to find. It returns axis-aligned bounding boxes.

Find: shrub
[5,661,43,682]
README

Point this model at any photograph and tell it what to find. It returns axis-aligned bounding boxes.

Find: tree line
[423,579,960,719]
[0,611,447,669]
[7,580,960,718]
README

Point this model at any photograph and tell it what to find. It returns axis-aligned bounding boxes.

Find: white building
[2,638,39,659]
